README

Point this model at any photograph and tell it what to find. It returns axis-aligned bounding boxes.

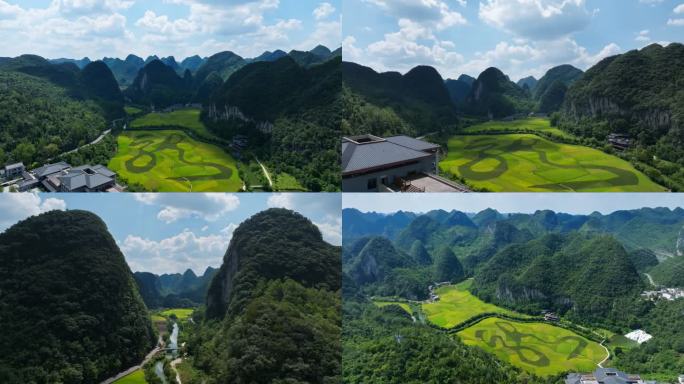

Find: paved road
[255,157,273,188]
[48,129,112,161]
[100,336,162,384]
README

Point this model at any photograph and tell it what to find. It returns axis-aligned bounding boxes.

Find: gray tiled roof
[59,170,112,191]
[5,162,24,170]
[386,136,440,151]
[34,162,70,178]
[566,368,656,384]
[342,139,431,175]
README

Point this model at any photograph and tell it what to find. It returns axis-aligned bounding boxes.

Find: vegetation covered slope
[342,61,458,136]
[124,59,192,108]
[0,56,124,166]
[205,56,341,191]
[0,210,155,384]
[559,43,684,177]
[191,208,341,383]
[465,67,534,118]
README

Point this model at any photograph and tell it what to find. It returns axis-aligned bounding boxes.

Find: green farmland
[109,130,242,192]
[422,280,523,329]
[374,301,413,315]
[461,118,575,140]
[130,108,221,142]
[159,308,194,320]
[440,131,666,192]
[112,369,147,384]
[458,318,606,376]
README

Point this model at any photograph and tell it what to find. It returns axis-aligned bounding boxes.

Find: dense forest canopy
[0,210,155,384]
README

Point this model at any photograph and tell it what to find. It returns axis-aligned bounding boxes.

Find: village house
[16,162,122,192]
[3,162,25,180]
[341,134,469,192]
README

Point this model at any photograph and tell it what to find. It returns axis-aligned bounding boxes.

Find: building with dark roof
[3,162,25,179]
[16,162,120,192]
[565,368,658,384]
[342,134,467,192]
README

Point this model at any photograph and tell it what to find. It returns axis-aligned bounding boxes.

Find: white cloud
[362,0,467,30]
[635,29,650,42]
[359,18,464,74]
[267,193,295,209]
[56,0,135,15]
[313,2,335,20]
[667,18,684,26]
[134,193,240,223]
[297,17,340,50]
[479,0,593,40]
[314,217,342,245]
[120,225,235,274]
[639,0,664,5]
[675,3,684,13]
[0,193,66,232]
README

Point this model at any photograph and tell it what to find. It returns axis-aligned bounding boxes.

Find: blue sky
[0,193,341,274]
[344,193,684,215]
[0,0,341,60]
[343,0,684,81]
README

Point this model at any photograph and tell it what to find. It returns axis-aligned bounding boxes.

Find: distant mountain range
[49,45,341,88]
[133,267,218,308]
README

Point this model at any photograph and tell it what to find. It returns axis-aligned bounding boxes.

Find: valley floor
[374,279,609,377]
[439,118,666,192]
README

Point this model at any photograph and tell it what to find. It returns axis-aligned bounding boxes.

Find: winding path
[100,335,163,384]
[255,157,273,188]
[171,358,183,384]
[48,129,111,162]
[645,273,657,287]
[597,341,611,368]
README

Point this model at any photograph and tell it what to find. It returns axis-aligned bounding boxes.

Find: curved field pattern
[458,318,606,376]
[109,130,242,192]
[439,130,666,192]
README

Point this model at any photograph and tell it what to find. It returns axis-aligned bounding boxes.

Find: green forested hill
[124,59,192,108]
[0,71,107,166]
[342,61,459,136]
[560,43,684,182]
[534,65,583,101]
[0,210,155,384]
[206,56,341,191]
[0,55,125,166]
[472,233,646,326]
[190,208,341,383]
[465,67,534,118]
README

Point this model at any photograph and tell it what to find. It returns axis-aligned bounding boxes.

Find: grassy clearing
[124,106,143,116]
[458,318,606,376]
[112,369,147,384]
[439,133,666,192]
[274,172,306,191]
[159,308,194,320]
[422,280,523,329]
[109,130,242,192]
[374,301,413,315]
[130,108,220,142]
[461,118,575,140]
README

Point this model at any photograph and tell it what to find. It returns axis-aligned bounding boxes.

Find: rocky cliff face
[677,226,684,257]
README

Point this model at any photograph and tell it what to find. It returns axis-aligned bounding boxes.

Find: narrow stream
[154,322,180,384]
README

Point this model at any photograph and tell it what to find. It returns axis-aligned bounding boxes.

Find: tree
[433,246,464,283]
